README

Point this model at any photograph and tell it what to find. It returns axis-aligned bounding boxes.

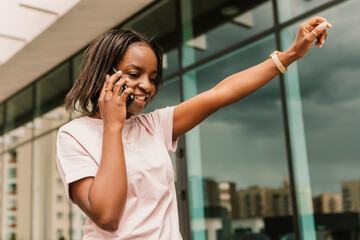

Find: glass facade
[0,0,358,239]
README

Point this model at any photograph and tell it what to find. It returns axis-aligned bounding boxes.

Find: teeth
[135,95,147,100]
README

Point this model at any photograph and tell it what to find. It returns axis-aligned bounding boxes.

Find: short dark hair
[65,29,163,116]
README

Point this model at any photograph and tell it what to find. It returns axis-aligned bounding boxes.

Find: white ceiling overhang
[0,0,154,103]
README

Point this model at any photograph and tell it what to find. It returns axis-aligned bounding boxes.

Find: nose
[137,76,153,92]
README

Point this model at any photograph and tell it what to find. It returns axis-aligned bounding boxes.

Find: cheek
[151,84,156,96]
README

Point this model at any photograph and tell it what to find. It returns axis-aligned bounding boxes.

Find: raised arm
[173,16,331,140]
[69,72,134,232]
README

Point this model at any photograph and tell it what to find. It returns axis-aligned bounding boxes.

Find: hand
[98,71,134,129]
[290,16,332,59]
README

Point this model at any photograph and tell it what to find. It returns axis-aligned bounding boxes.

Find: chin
[127,106,144,116]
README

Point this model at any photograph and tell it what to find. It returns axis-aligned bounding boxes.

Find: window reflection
[122,0,180,77]
[184,36,293,239]
[182,0,273,66]
[163,49,179,77]
[123,0,179,52]
[4,87,33,149]
[284,1,360,238]
[145,77,181,113]
[35,62,71,136]
[277,0,333,23]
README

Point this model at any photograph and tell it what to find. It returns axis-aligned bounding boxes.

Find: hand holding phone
[109,67,135,109]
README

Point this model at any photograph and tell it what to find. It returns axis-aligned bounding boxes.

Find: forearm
[213,47,298,107]
[88,126,127,229]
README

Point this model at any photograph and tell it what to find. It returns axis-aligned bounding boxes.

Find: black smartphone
[108,67,134,109]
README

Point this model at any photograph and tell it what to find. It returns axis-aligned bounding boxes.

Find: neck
[126,111,133,119]
[90,111,133,119]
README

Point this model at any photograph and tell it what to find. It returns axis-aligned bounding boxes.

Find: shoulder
[59,116,100,132]
[136,106,176,125]
[58,116,103,143]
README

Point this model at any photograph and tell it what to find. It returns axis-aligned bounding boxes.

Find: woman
[56,16,331,239]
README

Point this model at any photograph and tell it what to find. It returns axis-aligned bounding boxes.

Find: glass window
[7,215,16,227]
[123,0,180,77]
[72,50,85,83]
[34,62,71,136]
[0,135,3,154]
[56,229,64,239]
[8,168,16,179]
[56,195,63,203]
[282,1,360,239]
[277,0,333,23]
[8,183,16,195]
[7,199,17,211]
[163,48,179,77]
[32,131,71,240]
[0,153,2,226]
[57,212,63,219]
[144,77,181,113]
[181,0,274,67]
[57,178,62,187]
[183,36,293,239]
[34,106,68,136]
[4,87,33,149]
[70,204,85,240]
[0,104,4,137]
[1,143,32,240]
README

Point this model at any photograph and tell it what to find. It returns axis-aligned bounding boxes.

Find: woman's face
[115,44,158,116]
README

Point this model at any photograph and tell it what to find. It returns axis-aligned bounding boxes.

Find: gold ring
[104,88,112,92]
[311,30,318,37]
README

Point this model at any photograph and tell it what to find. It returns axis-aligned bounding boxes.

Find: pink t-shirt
[56,106,183,239]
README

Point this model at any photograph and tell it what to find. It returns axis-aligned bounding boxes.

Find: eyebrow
[125,64,157,74]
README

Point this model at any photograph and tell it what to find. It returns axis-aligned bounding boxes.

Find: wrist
[103,123,124,133]
[270,51,287,74]
[279,47,299,68]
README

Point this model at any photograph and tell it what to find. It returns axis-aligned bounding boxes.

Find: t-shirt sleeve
[56,129,98,203]
[144,106,178,152]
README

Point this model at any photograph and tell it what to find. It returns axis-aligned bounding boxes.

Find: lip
[133,94,149,106]
[134,94,149,100]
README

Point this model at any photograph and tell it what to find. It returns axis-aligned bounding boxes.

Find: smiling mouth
[134,95,149,101]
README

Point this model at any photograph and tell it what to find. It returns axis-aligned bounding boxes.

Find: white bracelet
[270,51,287,74]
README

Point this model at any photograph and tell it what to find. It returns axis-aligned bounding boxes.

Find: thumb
[311,22,328,39]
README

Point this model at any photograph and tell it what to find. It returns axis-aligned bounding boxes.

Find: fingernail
[319,22,328,30]
[117,70,122,74]
[328,23,333,28]
[319,39,325,48]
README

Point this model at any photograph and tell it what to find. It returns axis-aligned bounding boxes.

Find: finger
[310,22,328,41]
[315,30,326,47]
[113,77,129,97]
[99,74,110,99]
[119,87,134,103]
[104,70,123,93]
[318,31,327,48]
[306,16,328,27]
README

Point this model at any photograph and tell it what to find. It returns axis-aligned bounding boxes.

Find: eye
[149,77,157,83]
[128,73,140,78]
